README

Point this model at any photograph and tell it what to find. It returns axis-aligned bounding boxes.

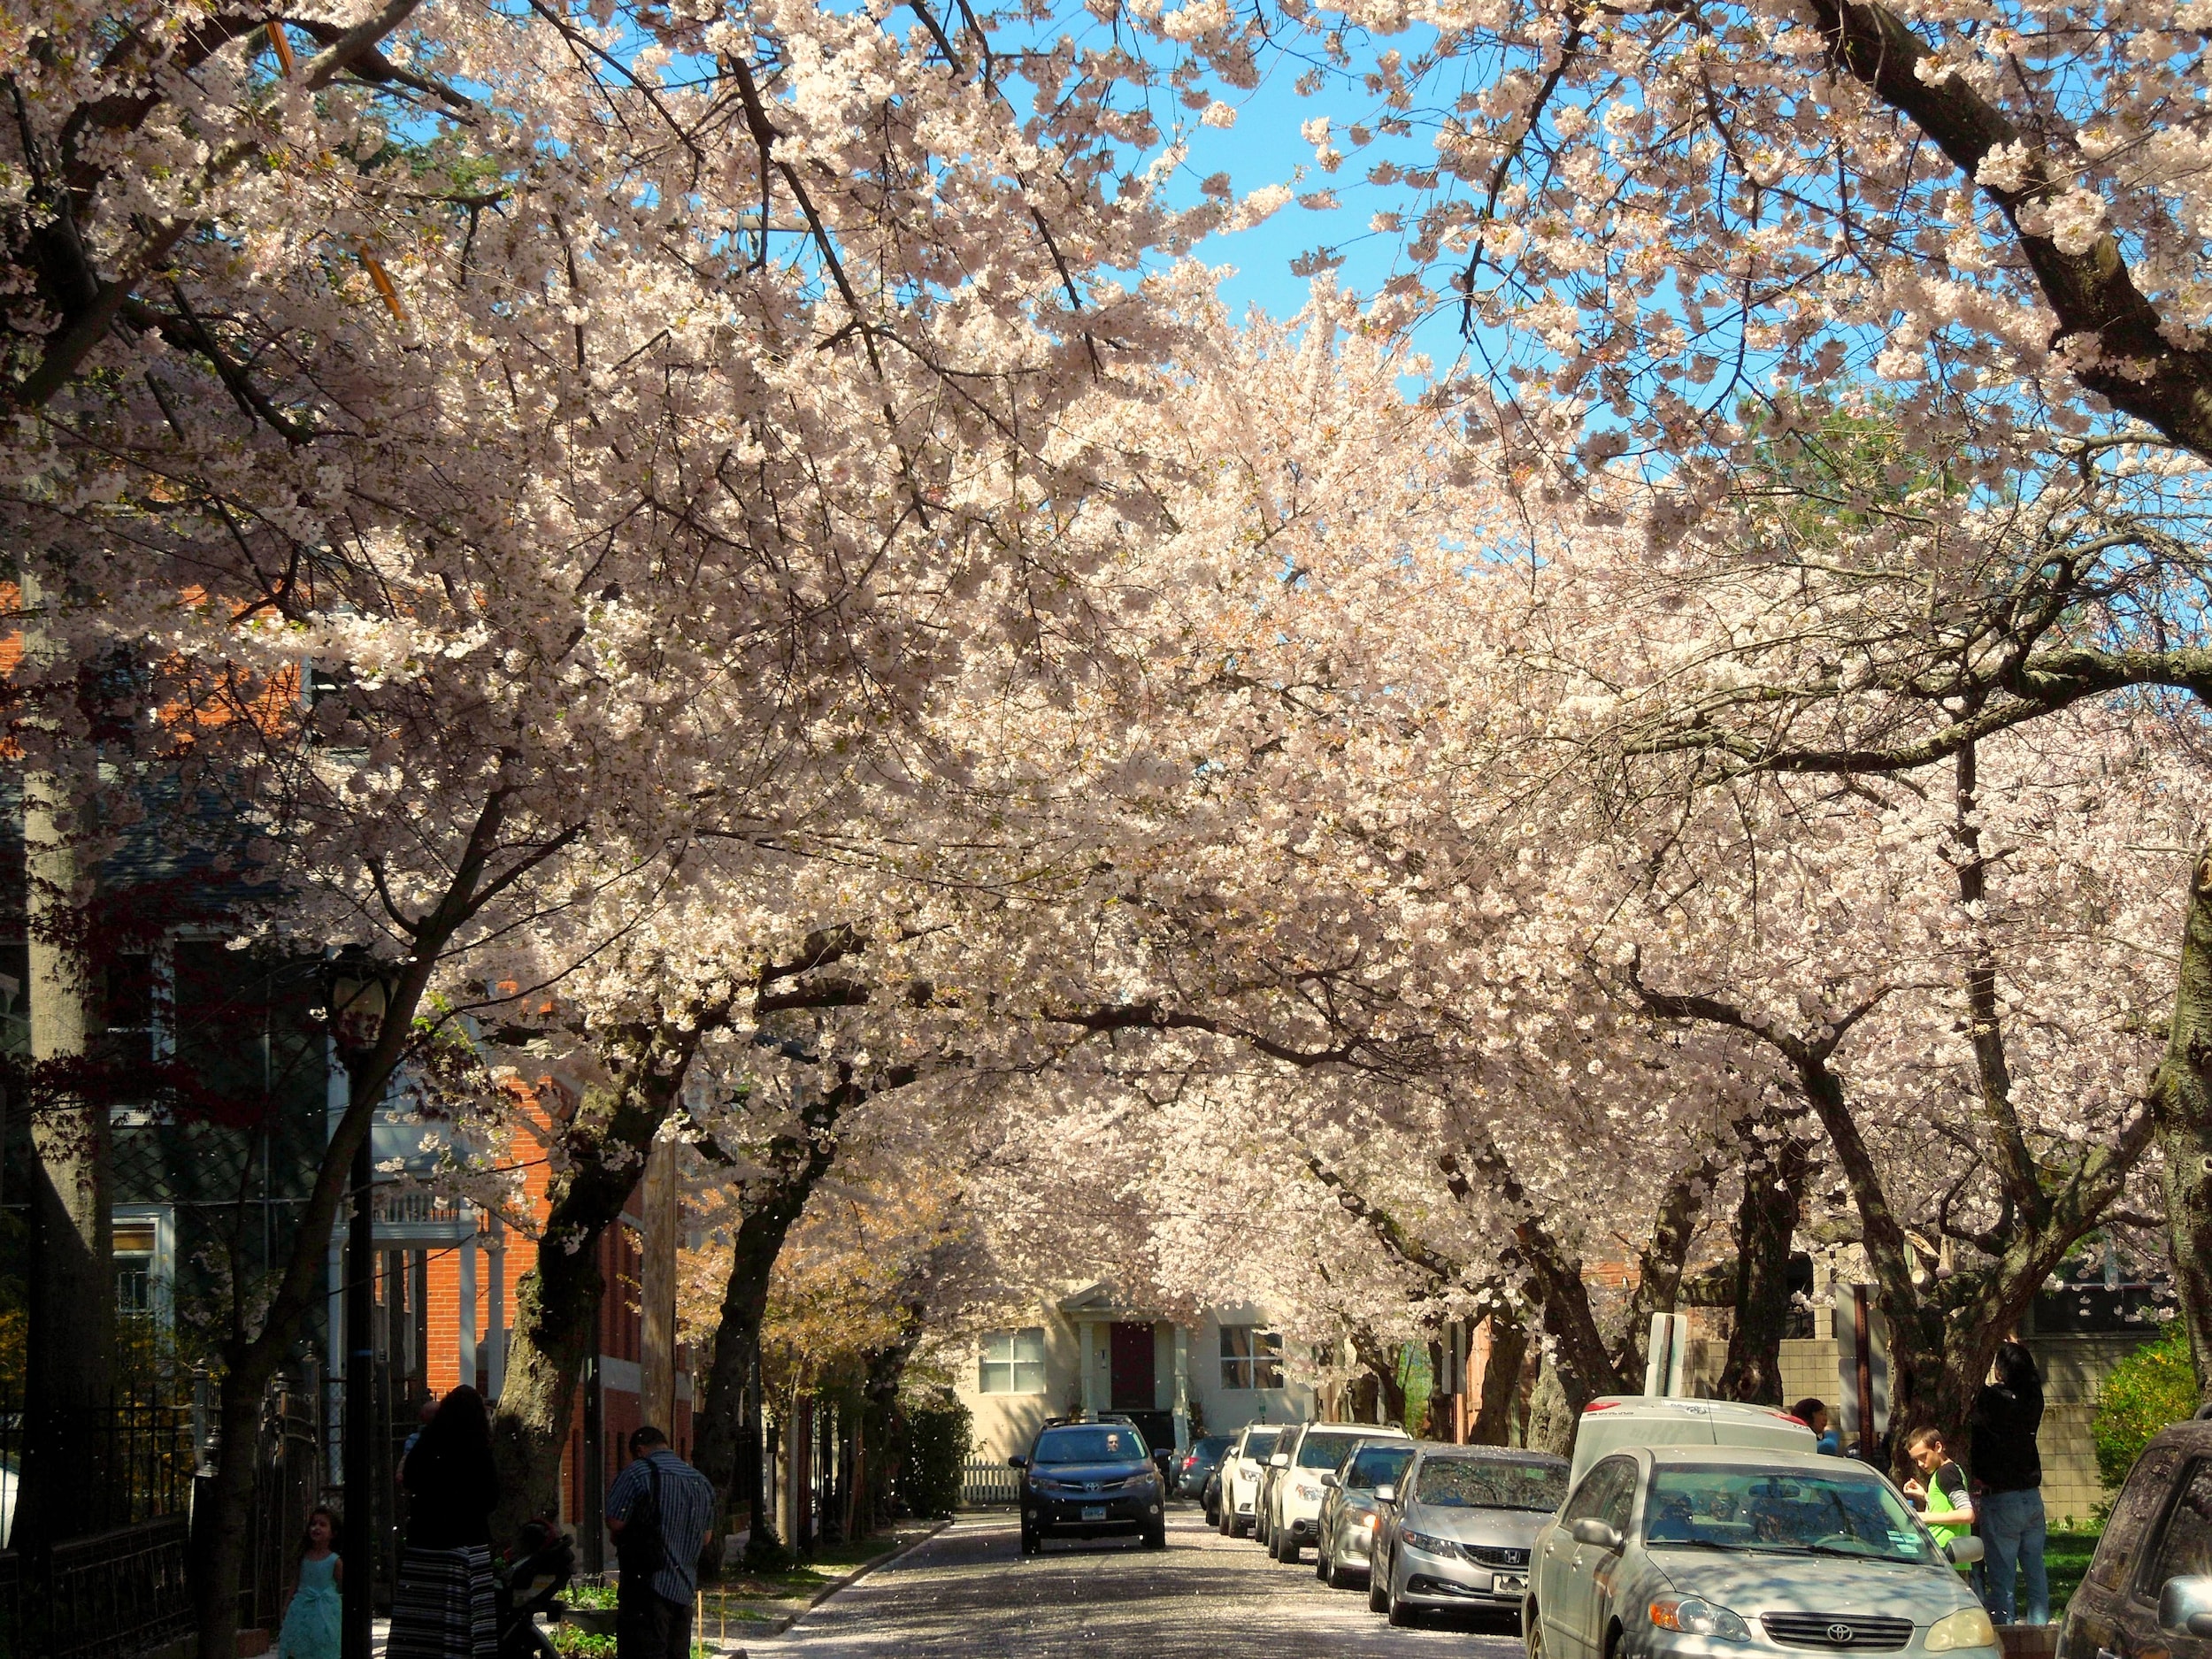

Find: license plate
[1493,1573,1526,1595]
[1082,1505,1107,1521]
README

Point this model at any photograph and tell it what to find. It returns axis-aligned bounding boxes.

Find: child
[279,1506,342,1659]
[1901,1428,1976,1564]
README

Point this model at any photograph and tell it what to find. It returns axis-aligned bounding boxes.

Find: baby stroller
[496,1518,577,1659]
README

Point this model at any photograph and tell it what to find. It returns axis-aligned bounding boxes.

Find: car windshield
[1033,1425,1148,1464]
[1644,1466,1938,1563]
[1344,1445,1415,1489]
[1298,1432,1365,1470]
[1414,1457,1568,1510]
[1241,1429,1281,1460]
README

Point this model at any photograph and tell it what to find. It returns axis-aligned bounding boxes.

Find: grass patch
[702,1532,908,1605]
[2045,1530,2100,1619]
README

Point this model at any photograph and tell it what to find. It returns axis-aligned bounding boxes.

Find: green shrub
[2093,1322,2200,1488]
[902,1389,972,1518]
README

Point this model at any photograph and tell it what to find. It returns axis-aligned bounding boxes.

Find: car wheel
[1144,1523,1167,1549]
[1526,1604,1547,1659]
[1326,1553,1356,1591]
[1314,1540,1331,1580]
[1386,1578,1416,1628]
[1280,1532,1301,1564]
[1020,1528,1041,1556]
[1217,1504,1231,1535]
[1367,1559,1390,1614]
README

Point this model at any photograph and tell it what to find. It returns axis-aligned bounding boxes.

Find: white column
[457,1228,480,1391]
[1080,1322,1100,1414]
[1171,1326,1190,1453]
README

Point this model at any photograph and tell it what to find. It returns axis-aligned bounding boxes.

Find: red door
[1110,1322,1156,1410]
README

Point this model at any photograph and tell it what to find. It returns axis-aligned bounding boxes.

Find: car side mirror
[1374,1484,1396,1505]
[1570,1518,1624,1552]
[1320,1472,1340,1489]
[1007,1455,1027,1470]
[2158,1576,2212,1639]
[1945,1536,1984,1568]
[1270,1453,1290,1468]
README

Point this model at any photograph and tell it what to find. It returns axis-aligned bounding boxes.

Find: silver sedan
[1526,1446,1997,1659]
[1370,1445,1569,1626]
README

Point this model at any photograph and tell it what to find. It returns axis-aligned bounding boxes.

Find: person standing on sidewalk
[1971,1337,2049,1625]
[607,1426,718,1659]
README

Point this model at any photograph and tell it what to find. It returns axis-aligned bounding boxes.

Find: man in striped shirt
[606,1426,718,1659]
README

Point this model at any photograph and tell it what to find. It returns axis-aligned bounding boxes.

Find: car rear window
[1195,1436,1232,1456]
[1345,1445,1415,1488]
[1298,1432,1364,1469]
[1414,1457,1568,1511]
[1241,1429,1281,1459]
[1034,1425,1148,1463]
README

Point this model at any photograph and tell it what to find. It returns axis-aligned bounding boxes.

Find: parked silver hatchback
[1526,1447,1997,1659]
[1371,1444,1569,1625]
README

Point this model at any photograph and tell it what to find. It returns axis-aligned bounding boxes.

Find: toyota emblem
[1827,1625,1855,1645]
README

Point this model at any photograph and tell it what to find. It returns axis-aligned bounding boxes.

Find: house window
[979,1327,1047,1394]
[1219,1326,1284,1390]
[113,1210,172,1326]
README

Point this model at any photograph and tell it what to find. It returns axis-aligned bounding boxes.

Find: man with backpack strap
[606,1426,717,1659]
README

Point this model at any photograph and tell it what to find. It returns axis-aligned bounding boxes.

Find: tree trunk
[1718,1126,1812,1406]
[1470,1314,1529,1446]
[2151,842,2212,1406]
[691,1130,841,1510]
[190,785,541,1659]
[17,735,113,1547]
[488,1017,707,1543]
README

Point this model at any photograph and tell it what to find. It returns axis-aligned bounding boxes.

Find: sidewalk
[694,1522,950,1655]
[364,1525,949,1658]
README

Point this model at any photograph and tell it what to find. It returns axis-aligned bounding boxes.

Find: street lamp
[324,947,400,1659]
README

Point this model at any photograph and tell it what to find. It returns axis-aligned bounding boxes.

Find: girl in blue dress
[279,1506,342,1659]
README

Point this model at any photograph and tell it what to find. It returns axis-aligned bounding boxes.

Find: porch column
[1079,1322,1100,1414]
[1171,1325,1190,1453]
[457,1227,479,1391]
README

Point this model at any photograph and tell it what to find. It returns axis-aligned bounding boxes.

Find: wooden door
[1110,1322,1156,1410]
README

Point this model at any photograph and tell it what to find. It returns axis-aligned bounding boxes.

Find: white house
[956,1283,1317,1460]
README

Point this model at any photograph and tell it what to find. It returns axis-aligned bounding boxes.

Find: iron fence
[958,1455,1021,1508]
[0,1388,198,1540]
[44,1514,193,1659]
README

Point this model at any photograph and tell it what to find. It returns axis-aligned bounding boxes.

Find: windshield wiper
[1648,1539,1749,1552]
[1755,1544,1916,1562]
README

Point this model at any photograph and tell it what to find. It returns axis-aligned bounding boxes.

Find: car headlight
[1358,1514,1379,1530]
[1123,1473,1155,1492]
[1648,1598,1753,1642]
[1400,1530,1460,1558]
[1924,1608,2000,1653]
[1295,1483,1323,1502]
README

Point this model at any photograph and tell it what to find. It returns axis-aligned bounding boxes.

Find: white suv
[1267,1421,1409,1563]
[1217,1422,1287,1538]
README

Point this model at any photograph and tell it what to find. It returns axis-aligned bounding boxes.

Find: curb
[705,1518,953,1654]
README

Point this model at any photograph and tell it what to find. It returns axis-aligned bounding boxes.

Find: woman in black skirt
[390,1386,501,1659]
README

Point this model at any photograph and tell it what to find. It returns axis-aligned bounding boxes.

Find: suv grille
[1762,1615,1915,1651]
[1463,1545,1531,1568]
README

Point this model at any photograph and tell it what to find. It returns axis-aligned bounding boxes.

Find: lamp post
[326,948,397,1659]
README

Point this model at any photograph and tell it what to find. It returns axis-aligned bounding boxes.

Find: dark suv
[2061,1411,2212,1659]
[1010,1417,1168,1555]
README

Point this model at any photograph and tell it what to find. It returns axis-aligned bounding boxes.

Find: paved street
[757,1507,1528,1656]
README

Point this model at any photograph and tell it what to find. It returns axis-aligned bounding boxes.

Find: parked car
[1010,1418,1168,1555]
[1179,1433,1233,1502]
[1217,1423,1286,1539]
[1567,1396,1815,1490]
[1368,1442,1566,1626]
[1316,1438,1417,1589]
[2059,1411,2212,1659]
[1267,1421,1410,1563]
[1525,1445,1993,1659]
